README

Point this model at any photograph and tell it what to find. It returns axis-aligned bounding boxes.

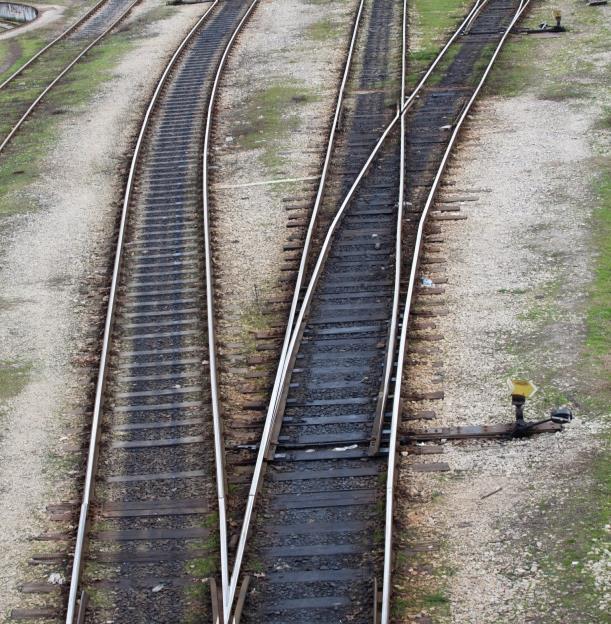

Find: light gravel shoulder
[0,2,209,618]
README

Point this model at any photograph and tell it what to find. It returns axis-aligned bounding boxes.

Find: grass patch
[184,512,219,579]
[0,35,44,83]
[307,17,340,41]
[486,1,611,99]
[510,443,611,620]
[0,360,32,402]
[586,171,611,361]
[235,80,317,173]
[406,0,470,88]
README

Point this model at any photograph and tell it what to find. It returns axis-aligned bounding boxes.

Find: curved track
[63,1,258,622]
[232,0,406,620]
[228,0,531,622]
[0,0,142,154]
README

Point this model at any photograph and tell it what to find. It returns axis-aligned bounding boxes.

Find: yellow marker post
[507,378,537,427]
[507,378,538,399]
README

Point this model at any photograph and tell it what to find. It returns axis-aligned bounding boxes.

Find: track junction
[2,0,536,621]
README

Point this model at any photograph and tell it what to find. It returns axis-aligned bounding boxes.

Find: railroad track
[62,1,259,622]
[52,0,532,621]
[226,0,407,619]
[225,0,532,622]
[0,0,143,154]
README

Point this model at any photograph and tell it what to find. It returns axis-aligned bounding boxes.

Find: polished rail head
[64,3,220,622]
[379,1,532,622]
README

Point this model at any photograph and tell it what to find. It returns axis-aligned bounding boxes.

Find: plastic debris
[48,573,65,585]
[152,584,165,593]
[420,277,434,287]
[333,444,358,452]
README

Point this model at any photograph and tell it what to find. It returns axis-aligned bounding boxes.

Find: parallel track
[64,1,259,622]
[0,0,142,154]
[61,0,532,621]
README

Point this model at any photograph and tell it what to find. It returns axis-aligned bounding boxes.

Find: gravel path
[395,94,607,622]
[0,2,210,618]
[212,0,357,326]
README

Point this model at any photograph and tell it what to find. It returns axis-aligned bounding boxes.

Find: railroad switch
[518,9,566,34]
[508,377,573,437]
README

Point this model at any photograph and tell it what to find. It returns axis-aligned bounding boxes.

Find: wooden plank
[93,549,208,563]
[93,527,208,541]
[19,583,61,594]
[10,608,59,620]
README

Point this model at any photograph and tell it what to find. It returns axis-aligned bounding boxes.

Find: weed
[0,359,32,402]
[406,0,471,88]
[307,17,340,41]
[586,171,611,360]
[234,80,318,173]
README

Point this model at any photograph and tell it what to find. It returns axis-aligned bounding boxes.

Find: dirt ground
[0,2,210,618]
[394,1,610,622]
[212,0,357,330]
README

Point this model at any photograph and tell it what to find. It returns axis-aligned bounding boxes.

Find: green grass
[307,17,341,41]
[0,35,44,83]
[508,442,611,621]
[0,360,32,403]
[0,0,103,83]
[486,0,611,99]
[586,171,611,359]
[235,80,317,173]
[406,0,470,87]
[422,591,450,607]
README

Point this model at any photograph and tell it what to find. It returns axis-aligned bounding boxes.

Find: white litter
[152,584,165,593]
[47,572,65,585]
[333,444,358,452]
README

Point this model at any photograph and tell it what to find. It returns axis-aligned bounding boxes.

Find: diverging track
[229,0,530,622]
[64,1,258,622]
[230,0,407,620]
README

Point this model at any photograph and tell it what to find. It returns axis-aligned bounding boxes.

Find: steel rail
[224,0,372,611]
[64,3,220,622]
[201,0,261,619]
[0,0,142,155]
[370,0,408,456]
[261,0,367,448]
[462,0,492,33]
[0,0,111,91]
[227,0,495,613]
[380,1,531,621]
[371,0,495,454]
[260,0,487,464]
